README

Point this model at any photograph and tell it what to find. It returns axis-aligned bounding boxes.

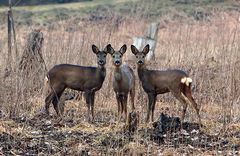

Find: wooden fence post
[4,7,12,78]
[132,22,159,61]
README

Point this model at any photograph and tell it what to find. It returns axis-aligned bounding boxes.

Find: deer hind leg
[171,90,188,122]
[44,91,54,115]
[183,86,201,125]
[50,84,65,115]
[146,93,155,123]
[130,88,135,111]
[52,97,60,116]
[52,89,64,116]
[58,98,65,116]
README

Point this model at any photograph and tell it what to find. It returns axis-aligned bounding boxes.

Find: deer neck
[97,65,106,81]
[137,64,147,82]
[114,67,122,82]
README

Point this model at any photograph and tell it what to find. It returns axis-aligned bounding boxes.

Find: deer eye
[142,56,145,58]
[119,55,122,58]
[113,55,115,58]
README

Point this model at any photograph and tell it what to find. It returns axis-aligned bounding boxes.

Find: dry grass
[0,9,240,155]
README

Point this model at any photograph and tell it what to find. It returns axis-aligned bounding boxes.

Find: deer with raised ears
[107,44,135,121]
[131,44,201,125]
[43,44,109,122]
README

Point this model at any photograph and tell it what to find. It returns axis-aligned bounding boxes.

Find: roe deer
[131,44,201,125]
[108,44,135,121]
[43,44,109,122]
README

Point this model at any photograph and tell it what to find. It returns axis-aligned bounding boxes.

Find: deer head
[92,44,108,67]
[131,44,150,65]
[107,44,127,67]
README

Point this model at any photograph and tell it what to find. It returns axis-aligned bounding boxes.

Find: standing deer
[43,44,109,122]
[108,44,135,121]
[131,44,201,125]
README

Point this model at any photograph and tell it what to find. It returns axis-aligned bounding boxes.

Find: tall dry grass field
[0,11,240,155]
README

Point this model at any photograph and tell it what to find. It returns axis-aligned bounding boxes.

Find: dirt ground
[1,100,240,156]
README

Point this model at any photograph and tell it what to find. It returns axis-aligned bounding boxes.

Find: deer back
[48,64,106,91]
[138,68,188,94]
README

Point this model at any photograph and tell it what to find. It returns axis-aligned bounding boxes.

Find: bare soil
[1,111,239,155]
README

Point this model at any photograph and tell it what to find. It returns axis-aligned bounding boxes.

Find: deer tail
[181,77,192,86]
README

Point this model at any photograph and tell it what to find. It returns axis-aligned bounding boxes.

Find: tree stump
[126,111,139,134]
[18,29,46,95]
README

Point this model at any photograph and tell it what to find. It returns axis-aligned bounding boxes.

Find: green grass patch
[0,0,239,25]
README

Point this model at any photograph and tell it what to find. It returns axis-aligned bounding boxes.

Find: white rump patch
[181,77,187,83]
[42,76,49,99]
[181,77,192,86]
[44,76,49,85]
[186,77,192,83]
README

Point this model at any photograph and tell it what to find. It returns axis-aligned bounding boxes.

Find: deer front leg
[120,98,124,121]
[146,93,155,123]
[84,91,92,122]
[116,93,121,121]
[151,94,157,122]
[90,92,95,122]
[123,95,128,122]
[130,88,135,111]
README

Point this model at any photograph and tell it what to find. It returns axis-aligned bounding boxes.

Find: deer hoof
[39,108,51,118]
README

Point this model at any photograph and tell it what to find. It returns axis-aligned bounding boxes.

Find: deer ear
[105,44,114,55]
[142,44,150,55]
[92,44,99,54]
[131,45,139,55]
[119,44,127,55]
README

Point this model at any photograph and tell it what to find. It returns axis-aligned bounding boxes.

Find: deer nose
[115,60,120,65]
[137,60,143,64]
[99,60,104,64]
